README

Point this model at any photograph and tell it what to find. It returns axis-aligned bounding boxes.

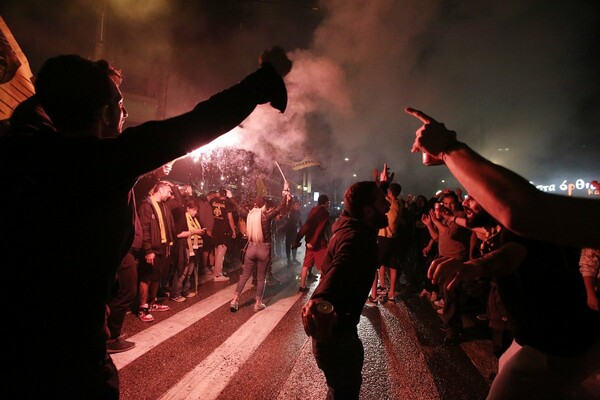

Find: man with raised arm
[1,46,292,399]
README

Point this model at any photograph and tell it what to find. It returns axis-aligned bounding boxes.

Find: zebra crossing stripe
[112,284,253,370]
[159,282,303,400]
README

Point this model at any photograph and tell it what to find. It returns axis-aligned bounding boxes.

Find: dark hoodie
[310,211,379,333]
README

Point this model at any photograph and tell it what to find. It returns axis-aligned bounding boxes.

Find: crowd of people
[2,43,598,400]
[115,176,306,325]
[301,113,599,399]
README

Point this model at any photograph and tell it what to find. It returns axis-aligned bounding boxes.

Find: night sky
[1,0,599,198]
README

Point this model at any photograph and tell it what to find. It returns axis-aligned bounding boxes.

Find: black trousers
[312,330,364,400]
[107,251,138,338]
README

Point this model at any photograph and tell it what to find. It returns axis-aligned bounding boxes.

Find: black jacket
[310,211,379,333]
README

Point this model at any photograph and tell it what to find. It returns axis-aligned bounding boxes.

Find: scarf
[186,212,203,256]
[150,197,167,244]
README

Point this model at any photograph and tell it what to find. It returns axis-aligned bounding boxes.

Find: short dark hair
[152,181,171,195]
[219,189,228,197]
[317,194,329,205]
[186,200,198,210]
[254,195,265,208]
[440,191,459,203]
[35,54,122,133]
[344,181,379,219]
[389,183,402,197]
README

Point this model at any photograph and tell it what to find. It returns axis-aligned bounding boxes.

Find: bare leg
[215,244,227,276]
[388,268,398,300]
[299,266,309,288]
[378,266,387,290]
[148,281,159,302]
[138,281,149,308]
[370,273,378,299]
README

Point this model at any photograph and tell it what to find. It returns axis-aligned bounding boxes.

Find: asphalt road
[112,247,499,400]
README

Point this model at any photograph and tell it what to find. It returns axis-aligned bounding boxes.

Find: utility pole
[94,0,108,60]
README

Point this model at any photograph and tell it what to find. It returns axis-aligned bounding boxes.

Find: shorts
[139,251,170,282]
[302,246,327,272]
[212,222,232,246]
[202,235,214,252]
[377,237,398,268]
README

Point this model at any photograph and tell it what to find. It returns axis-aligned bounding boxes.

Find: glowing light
[188,128,242,162]
[344,157,349,161]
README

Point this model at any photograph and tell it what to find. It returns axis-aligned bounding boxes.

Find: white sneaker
[214,275,230,282]
[253,302,266,312]
[149,302,170,312]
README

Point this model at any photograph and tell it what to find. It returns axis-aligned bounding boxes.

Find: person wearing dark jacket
[137,181,176,321]
[304,181,389,399]
[1,47,291,399]
[284,200,303,264]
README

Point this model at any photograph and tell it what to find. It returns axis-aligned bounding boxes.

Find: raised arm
[406,107,600,248]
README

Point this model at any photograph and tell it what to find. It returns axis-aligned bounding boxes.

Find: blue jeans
[235,242,271,299]
[171,259,196,298]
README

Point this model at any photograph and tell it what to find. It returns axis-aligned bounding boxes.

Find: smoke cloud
[1,0,598,198]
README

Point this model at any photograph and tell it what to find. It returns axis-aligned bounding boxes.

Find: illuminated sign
[534,179,599,197]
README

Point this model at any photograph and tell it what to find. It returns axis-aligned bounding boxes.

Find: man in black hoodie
[1,47,291,399]
[305,181,390,399]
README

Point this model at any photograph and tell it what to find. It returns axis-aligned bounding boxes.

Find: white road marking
[159,282,303,400]
[112,284,251,370]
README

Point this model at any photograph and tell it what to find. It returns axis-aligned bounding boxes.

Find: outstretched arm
[111,47,293,184]
[406,107,600,248]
